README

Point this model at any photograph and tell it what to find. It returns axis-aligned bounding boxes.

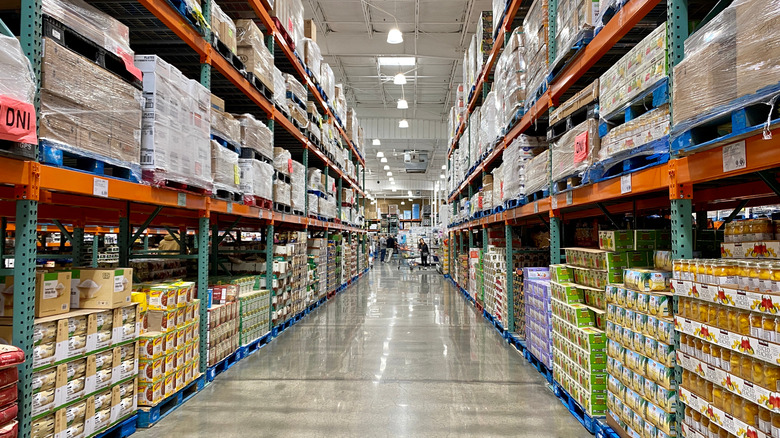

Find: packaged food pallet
[0,33,36,144]
[523,0,549,110]
[236,19,275,93]
[551,119,600,184]
[551,0,598,70]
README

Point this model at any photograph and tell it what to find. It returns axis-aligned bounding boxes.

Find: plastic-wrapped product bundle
[238,158,273,201]
[493,164,504,204]
[551,0,597,70]
[285,73,306,104]
[599,104,670,161]
[41,0,141,79]
[334,85,348,123]
[210,1,236,53]
[551,119,600,183]
[273,180,291,206]
[674,0,780,131]
[273,147,292,176]
[211,140,240,192]
[39,38,143,171]
[272,67,286,110]
[303,38,322,82]
[523,0,549,110]
[479,92,500,152]
[135,55,210,189]
[482,175,494,209]
[549,79,598,126]
[475,12,494,76]
[493,0,506,33]
[600,23,667,117]
[236,114,273,159]
[469,108,481,166]
[236,19,274,92]
[0,34,37,143]
[320,63,335,102]
[524,270,552,369]
[308,194,320,215]
[525,149,550,195]
[290,160,306,212]
[463,48,470,90]
[211,109,241,145]
[468,36,477,89]
[495,28,527,129]
[346,108,359,145]
[502,135,544,201]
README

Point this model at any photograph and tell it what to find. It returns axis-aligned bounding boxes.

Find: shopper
[418,238,430,266]
[379,235,387,262]
[386,235,396,262]
[158,233,180,252]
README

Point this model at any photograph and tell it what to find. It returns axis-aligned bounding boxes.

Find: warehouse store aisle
[135,267,589,437]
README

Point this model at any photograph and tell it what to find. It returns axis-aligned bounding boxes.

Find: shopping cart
[397,246,438,271]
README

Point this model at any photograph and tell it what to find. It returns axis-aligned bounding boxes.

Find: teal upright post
[550,215,563,264]
[266,224,274,331]
[197,217,209,373]
[506,223,514,332]
[72,227,85,266]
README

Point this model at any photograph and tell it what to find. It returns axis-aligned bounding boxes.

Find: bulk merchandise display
[513,249,551,339]
[483,244,507,326]
[272,231,307,322]
[135,280,200,406]
[308,237,328,299]
[238,290,271,347]
[327,233,342,294]
[524,268,552,368]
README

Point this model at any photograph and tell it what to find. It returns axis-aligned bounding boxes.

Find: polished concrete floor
[136,262,590,437]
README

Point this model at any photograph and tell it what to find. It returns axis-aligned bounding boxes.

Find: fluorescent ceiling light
[373,139,381,146]
[376,151,384,158]
[441,165,446,170]
[397,98,408,109]
[378,56,415,66]
[383,165,390,170]
[401,201,405,205]
[394,73,407,85]
[440,174,445,179]
[392,187,397,192]
[408,198,413,202]
[387,28,403,44]
[387,172,393,176]
[399,119,409,128]
[381,157,388,163]
[389,178,394,182]
[407,190,413,196]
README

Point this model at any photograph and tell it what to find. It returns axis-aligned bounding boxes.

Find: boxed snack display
[69,269,133,309]
[40,37,143,170]
[600,23,668,117]
[36,271,71,318]
[134,55,212,191]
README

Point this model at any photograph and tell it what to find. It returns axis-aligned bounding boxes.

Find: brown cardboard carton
[70,268,133,309]
[36,271,71,318]
[210,94,225,112]
[735,0,780,98]
[304,19,317,42]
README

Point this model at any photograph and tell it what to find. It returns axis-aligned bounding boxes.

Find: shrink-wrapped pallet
[273,147,292,176]
[239,158,273,201]
[211,109,241,145]
[308,193,320,215]
[210,1,236,53]
[468,108,481,167]
[479,91,500,153]
[525,149,550,195]
[551,0,597,69]
[320,63,335,102]
[135,55,210,189]
[211,140,240,193]
[475,11,494,76]
[551,119,600,183]
[272,67,286,110]
[0,34,37,143]
[302,38,322,83]
[502,135,545,201]
[236,19,274,92]
[271,0,304,49]
[495,29,527,129]
[599,105,670,161]
[274,181,291,207]
[285,73,306,105]
[236,114,273,159]
[523,0,548,110]
[291,160,306,212]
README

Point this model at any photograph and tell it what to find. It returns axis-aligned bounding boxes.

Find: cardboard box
[210,94,225,112]
[304,19,317,42]
[70,268,133,309]
[735,0,780,98]
[36,271,71,318]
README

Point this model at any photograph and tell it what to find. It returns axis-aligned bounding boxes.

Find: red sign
[0,94,37,144]
[117,48,142,81]
[573,131,589,164]
[288,158,293,175]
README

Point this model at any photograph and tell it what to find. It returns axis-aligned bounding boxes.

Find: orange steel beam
[136,0,211,56]
[550,163,669,210]
[212,56,273,115]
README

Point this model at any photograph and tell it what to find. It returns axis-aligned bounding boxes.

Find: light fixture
[399,119,409,128]
[441,165,447,170]
[401,201,405,205]
[407,190,413,196]
[397,98,408,109]
[387,28,403,44]
[440,174,445,179]
[390,179,395,183]
[393,73,407,85]
[387,172,393,176]
[392,187,397,192]
[381,157,388,163]
[376,151,384,158]
[408,198,413,202]
[373,139,381,146]
[378,56,415,66]
[383,165,390,170]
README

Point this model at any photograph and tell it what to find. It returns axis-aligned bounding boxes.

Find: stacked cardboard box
[551,119,600,184]
[483,245,507,324]
[239,289,270,346]
[308,237,327,299]
[523,0,549,109]
[524,268,552,367]
[204,301,237,368]
[236,19,274,93]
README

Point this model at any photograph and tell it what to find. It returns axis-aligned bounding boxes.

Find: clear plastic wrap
[673,0,780,130]
[600,104,670,161]
[272,0,304,49]
[468,108,481,166]
[346,108,359,145]
[320,63,335,102]
[307,168,323,191]
[495,28,527,129]
[238,158,273,201]
[492,163,504,203]
[550,79,598,125]
[523,0,549,109]
[320,195,336,219]
[308,193,320,215]
[41,0,139,78]
[287,101,308,127]
[525,149,550,195]
[236,114,273,159]
[599,23,667,117]
[467,35,477,89]
[0,34,37,143]
[551,119,600,182]
[273,181,291,206]
[136,55,211,189]
[334,85,347,124]
[290,160,305,212]
[479,91,500,152]
[272,67,286,110]
[594,0,627,34]
[303,38,322,82]
[273,147,292,176]
[502,135,544,201]
[551,0,597,70]
[284,73,306,105]
[39,37,142,169]
[482,175,494,209]
[210,109,241,145]
[475,12,494,76]
[236,19,274,92]
[211,140,240,192]
[210,1,236,53]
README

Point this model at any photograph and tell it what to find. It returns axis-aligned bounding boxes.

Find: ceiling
[304,0,493,197]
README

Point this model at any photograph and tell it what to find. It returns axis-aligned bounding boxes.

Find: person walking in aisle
[379,235,387,262]
[418,238,430,266]
[386,235,396,263]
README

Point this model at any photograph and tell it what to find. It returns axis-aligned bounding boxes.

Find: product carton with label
[36,271,71,317]
[70,269,133,309]
[599,230,634,251]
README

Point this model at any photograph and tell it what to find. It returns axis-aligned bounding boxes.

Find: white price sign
[534,202,538,213]
[551,196,559,210]
[93,178,108,198]
[566,191,573,205]
[621,174,632,194]
[227,202,233,214]
[177,193,187,207]
[723,140,747,173]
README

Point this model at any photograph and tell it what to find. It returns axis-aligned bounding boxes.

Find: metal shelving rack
[445,0,780,435]
[2,0,369,435]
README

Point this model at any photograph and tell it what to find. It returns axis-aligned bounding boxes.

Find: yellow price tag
[234,165,240,185]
